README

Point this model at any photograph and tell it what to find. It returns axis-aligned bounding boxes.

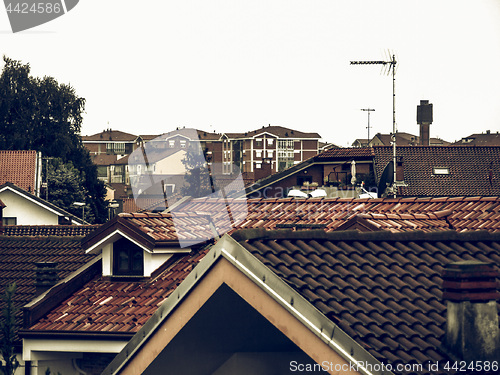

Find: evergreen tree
[0,56,107,223]
[180,143,214,198]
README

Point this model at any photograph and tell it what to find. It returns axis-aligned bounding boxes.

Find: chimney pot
[442,261,500,361]
[35,262,59,296]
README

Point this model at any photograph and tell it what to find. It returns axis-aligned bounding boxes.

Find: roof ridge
[231,228,499,242]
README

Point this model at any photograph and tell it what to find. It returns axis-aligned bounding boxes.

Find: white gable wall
[0,189,60,225]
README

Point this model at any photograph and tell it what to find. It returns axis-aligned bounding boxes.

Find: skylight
[433,167,450,175]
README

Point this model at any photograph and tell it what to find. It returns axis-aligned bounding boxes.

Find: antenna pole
[351,54,398,196]
[361,108,375,144]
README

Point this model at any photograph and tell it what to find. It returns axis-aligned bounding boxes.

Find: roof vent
[34,262,59,296]
[442,261,500,361]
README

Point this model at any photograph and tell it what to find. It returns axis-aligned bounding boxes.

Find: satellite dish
[377,161,394,198]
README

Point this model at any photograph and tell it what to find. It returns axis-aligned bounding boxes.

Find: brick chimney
[34,262,59,296]
[417,100,433,146]
[442,261,500,361]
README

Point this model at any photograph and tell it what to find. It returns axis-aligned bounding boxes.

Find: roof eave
[102,234,388,375]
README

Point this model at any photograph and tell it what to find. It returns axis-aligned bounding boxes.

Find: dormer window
[113,238,144,276]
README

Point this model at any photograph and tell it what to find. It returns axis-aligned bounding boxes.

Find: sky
[1,0,500,147]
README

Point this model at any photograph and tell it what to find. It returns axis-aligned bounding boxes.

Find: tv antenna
[351,50,398,196]
[361,108,375,144]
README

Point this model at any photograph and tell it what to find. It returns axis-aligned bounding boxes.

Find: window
[113,238,144,276]
[106,143,126,154]
[164,184,175,194]
[433,167,450,175]
[2,217,16,226]
[277,140,294,171]
[180,140,187,148]
[267,138,273,146]
[97,166,108,178]
[169,140,175,148]
[256,150,262,158]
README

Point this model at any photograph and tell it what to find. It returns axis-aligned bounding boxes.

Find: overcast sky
[1,0,499,146]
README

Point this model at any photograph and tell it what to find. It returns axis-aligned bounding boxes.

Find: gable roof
[0,182,87,225]
[102,229,500,375]
[82,130,139,142]
[22,245,210,337]
[373,146,500,197]
[0,150,38,193]
[233,229,500,373]
[82,212,220,252]
[371,132,449,146]
[224,125,321,139]
[171,196,500,234]
[453,131,500,146]
[0,235,95,345]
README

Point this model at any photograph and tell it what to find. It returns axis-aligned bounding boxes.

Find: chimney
[34,262,59,296]
[442,261,500,361]
[417,100,433,146]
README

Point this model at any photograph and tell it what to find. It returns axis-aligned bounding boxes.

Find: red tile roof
[0,150,37,192]
[118,212,217,242]
[3,225,100,237]
[234,229,500,374]
[373,145,500,197]
[225,125,321,139]
[453,131,500,146]
[172,196,500,233]
[82,130,138,142]
[82,212,221,250]
[372,132,450,146]
[25,247,209,334]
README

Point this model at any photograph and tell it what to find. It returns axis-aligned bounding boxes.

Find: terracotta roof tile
[3,225,100,237]
[27,246,210,334]
[0,235,95,342]
[0,150,37,192]
[82,130,138,142]
[374,145,500,197]
[234,230,500,374]
[169,195,500,234]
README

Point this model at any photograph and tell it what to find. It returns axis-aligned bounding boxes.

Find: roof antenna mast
[361,108,375,144]
[351,51,398,196]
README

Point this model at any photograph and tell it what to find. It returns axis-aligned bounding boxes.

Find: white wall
[0,189,59,225]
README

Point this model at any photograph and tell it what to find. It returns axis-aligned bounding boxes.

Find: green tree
[0,56,107,223]
[180,144,214,198]
[45,158,95,222]
[0,283,19,375]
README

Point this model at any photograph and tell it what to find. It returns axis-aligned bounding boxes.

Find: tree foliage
[180,144,214,198]
[0,56,107,223]
[0,283,19,375]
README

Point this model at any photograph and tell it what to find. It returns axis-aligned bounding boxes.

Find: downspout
[36,152,42,197]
